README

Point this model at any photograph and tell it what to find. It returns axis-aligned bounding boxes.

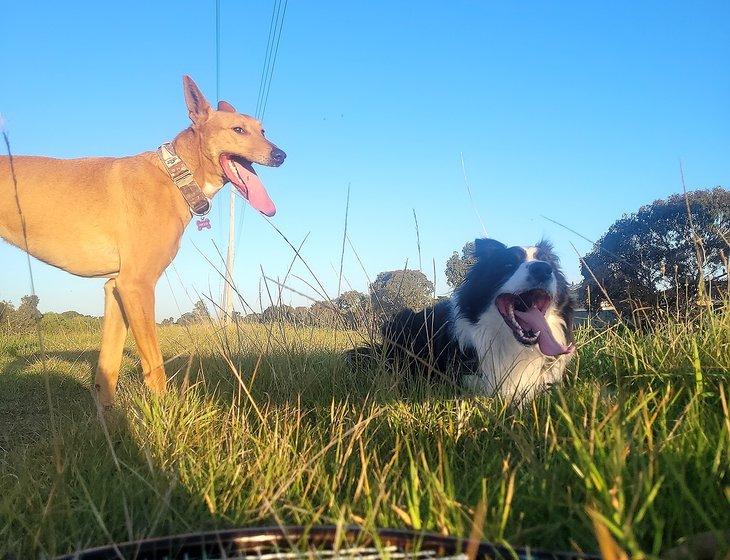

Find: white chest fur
[453,302,569,402]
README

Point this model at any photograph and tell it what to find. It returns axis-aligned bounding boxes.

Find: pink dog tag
[196,218,211,231]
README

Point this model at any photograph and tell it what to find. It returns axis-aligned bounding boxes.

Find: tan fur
[0,76,285,406]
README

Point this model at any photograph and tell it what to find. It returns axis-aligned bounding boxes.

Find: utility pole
[222,187,235,320]
[216,0,235,322]
[221,0,288,321]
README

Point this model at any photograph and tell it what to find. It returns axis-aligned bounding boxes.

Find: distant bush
[177,299,210,325]
[244,289,375,330]
[240,269,437,330]
[41,312,101,332]
[59,310,83,319]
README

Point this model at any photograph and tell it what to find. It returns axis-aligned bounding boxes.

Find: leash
[156,142,212,230]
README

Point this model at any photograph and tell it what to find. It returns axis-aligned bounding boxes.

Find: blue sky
[1,1,728,319]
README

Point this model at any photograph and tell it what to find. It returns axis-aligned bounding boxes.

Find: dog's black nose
[529,261,553,282]
[270,148,286,166]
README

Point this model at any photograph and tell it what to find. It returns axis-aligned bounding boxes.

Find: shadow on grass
[0,353,234,558]
[0,338,421,557]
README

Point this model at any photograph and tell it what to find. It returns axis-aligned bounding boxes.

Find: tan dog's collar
[157,143,211,216]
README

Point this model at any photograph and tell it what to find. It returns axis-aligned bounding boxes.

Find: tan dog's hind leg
[115,276,167,396]
[95,279,129,407]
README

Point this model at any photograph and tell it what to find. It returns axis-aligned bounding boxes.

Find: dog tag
[196,217,212,231]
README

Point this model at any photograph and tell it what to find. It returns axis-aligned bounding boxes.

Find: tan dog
[0,76,286,406]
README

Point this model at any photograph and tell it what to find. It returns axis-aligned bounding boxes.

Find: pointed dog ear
[474,238,505,259]
[217,100,237,113]
[182,75,211,124]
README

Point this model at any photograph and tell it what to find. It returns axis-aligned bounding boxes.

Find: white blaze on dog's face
[182,75,286,217]
[455,239,575,357]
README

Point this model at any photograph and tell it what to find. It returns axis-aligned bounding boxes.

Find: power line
[259,0,288,119]
[255,0,288,120]
[215,0,221,103]
[215,0,224,247]
[255,0,282,118]
[223,0,289,320]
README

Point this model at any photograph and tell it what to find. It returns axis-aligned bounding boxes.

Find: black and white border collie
[378,238,575,402]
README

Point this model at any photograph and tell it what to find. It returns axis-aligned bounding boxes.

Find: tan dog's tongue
[223,157,276,217]
[234,164,276,217]
[514,307,575,357]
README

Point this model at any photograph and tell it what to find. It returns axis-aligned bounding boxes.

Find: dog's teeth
[534,330,541,337]
[508,306,519,326]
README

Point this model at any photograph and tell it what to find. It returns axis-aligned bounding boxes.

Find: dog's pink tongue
[231,161,276,217]
[514,307,575,357]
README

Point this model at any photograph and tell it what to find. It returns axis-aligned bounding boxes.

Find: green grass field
[0,305,728,558]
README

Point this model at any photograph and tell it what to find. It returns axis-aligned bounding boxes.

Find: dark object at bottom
[55,524,601,560]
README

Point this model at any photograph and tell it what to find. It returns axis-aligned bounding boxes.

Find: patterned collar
[156,142,211,216]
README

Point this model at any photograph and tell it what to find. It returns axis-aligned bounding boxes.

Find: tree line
[164,269,439,330]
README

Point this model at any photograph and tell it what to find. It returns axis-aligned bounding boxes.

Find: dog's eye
[261,129,266,136]
[233,127,246,134]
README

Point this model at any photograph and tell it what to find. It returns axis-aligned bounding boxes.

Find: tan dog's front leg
[95,279,129,406]
[115,276,167,396]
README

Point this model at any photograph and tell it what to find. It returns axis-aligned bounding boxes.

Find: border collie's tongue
[514,307,575,357]
[222,155,276,217]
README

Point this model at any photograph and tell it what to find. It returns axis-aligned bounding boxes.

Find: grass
[0,304,728,558]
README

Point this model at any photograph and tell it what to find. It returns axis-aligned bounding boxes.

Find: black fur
[379,300,478,382]
[457,239,527,323]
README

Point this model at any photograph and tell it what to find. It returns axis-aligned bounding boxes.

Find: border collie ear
[474,238,505,259]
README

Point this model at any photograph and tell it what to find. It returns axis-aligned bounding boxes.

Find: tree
[334,290,371,328]
[260,304,298,324]
[580,187,729,313]
[369,269,435,318]
[0,296,42,333]
[15,295,42,329]
[177,298,211,325]
[193,299,209,319]
[445,240,476,289]
[307,301,341,328]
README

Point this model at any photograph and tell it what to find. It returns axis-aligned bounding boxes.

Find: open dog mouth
[495,289,575,356]
[220,154,276,217]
